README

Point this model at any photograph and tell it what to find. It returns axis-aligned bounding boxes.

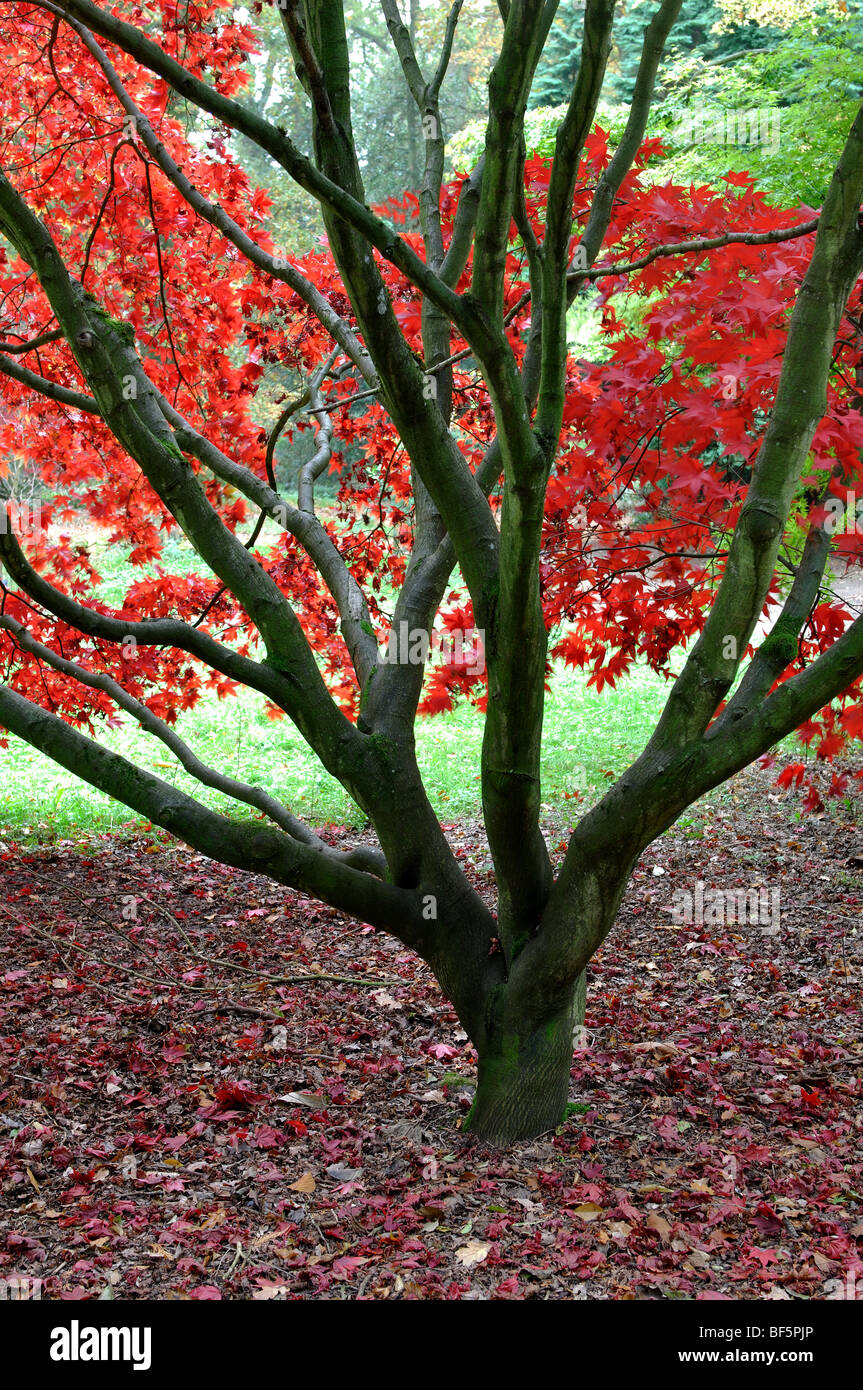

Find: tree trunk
[464,969,586,1145]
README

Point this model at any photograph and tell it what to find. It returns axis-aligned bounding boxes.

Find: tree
[647,3,863,206]
[529,0,773,113]
[530,7,583,108]
[1,0,863,1145]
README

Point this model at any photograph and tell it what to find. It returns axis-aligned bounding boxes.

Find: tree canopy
[1,0,863,1142]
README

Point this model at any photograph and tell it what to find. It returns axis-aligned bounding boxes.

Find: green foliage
[456,3,856,214]
[0,529,677,843]
[449,100,621,170]
[530,11,583,109]
[607,0,772,102]
[527,0,771,114]
[651,5,863,205]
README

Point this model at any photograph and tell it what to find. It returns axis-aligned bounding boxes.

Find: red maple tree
[1,0,863,1141]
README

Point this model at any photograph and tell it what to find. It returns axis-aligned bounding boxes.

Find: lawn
[0,531,808,846]
[0,656,673,844]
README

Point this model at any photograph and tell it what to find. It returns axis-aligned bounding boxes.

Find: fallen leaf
[646,1212,672,1242]
[455,1240,490,1267]
[573,1202,603,1221]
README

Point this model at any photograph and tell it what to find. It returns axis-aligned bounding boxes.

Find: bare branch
[380,0,426,108]
[567,0,685,290]
[471,0,550,316]
[533,0,616,447]
[278,0,338,137]
[0,328,62,353]
[298,348,339,512]
[153,382,380,687]
[578,218,821,282]
[429,0,464,98]
[0,676,418,936]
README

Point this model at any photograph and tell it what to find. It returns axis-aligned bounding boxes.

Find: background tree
[1,0,863,1145]
[530,0,772,111]
[652,3,863,206]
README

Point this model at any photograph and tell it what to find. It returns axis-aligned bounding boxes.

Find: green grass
[0,531,809,848]
[0,652,672,846]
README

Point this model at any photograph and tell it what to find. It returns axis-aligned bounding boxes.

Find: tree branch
[470,0,550,317]
[0,676,418,936]
[567,0,684,291]
[0,351,96,411]
[430,0,464,97]
[154,381,379,688]
[534,0,616,449]
[65,16,378,384]
[0,163,371,772]
[0,328,62,353]
[579,217,821,282]
[39,0,473,342]
[0,608,317,845]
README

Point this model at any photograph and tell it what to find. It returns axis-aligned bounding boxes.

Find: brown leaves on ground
[0,765,861,1300]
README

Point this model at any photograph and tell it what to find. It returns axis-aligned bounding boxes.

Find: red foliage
[1,5,863,809]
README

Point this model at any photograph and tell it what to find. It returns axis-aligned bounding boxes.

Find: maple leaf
[332,1255,370,1279]
[747,1247,781,1269]
[213,1081,265,1111]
